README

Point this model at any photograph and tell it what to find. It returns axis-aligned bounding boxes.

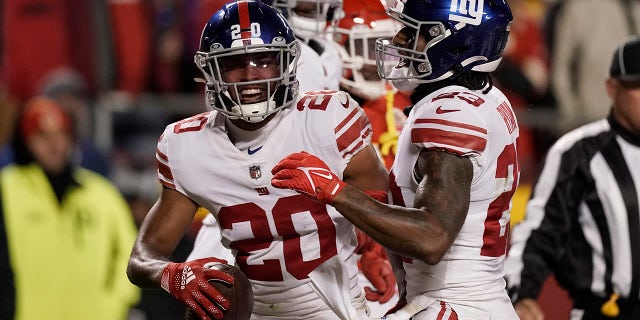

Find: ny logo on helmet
[449,0,484,26]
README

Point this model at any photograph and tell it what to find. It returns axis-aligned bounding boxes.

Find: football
[184,263,253,320]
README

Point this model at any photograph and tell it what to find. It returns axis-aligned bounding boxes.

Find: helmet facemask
[375,15,450,90]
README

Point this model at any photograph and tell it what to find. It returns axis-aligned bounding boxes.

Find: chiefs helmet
[376,0,512,87]
[195,0,301,123]
[334,0,400,100]
[273,0,343,40]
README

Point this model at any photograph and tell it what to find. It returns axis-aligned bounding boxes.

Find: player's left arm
[334,148,472,264]
[272,147,472,265]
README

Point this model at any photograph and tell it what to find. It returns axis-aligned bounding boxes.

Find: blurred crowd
[0,0,585,197]
[1,0,639,319]
[3,0,626,200]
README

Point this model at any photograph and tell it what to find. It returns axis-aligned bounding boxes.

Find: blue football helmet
[376,0,512,88]
[195,0,301,123]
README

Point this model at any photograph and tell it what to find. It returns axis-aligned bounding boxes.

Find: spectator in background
[506,37,640,320]
[0,96,140,319]
[39,68,111,176]
[551,0,640,133]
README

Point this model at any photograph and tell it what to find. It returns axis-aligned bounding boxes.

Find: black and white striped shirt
[505,114,640,303]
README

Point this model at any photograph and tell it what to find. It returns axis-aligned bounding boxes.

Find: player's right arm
[127,127,234,320]
[127,187,234,320]
[127,186,198,288]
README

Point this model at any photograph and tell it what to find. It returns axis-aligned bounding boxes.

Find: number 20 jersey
[390,85,521,302]
[156,91,372,318]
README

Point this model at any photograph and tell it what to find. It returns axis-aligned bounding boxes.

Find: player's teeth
[242,88,261,95]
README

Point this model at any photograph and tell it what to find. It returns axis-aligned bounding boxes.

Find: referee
[506,37,640,320]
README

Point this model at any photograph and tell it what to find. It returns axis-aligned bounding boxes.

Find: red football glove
[161,257,234,320]
[360,247,397,303]
[271,151,346,204]
[355,228,377,255]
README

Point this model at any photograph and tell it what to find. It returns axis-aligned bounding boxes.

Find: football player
[271,0,520,318]
[126,1,388,319]
[186,0,346,266]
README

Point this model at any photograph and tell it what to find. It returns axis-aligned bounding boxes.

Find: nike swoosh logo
[341,99,350,108]
[310,170,333,180]
[435,106,460,114]
[248,146,263,155]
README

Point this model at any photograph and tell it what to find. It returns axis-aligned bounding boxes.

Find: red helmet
[334,0,400,100]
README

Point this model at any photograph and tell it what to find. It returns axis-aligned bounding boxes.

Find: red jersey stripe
[436,301,447,320]
[389,171,406,207]
[411,128,487,153]
[342,139,364,159]
[159,179,176,190]
[414,118,487,134]
[337,113,370,152]
[237,0,251,39]
[157,159,174,181]
[157,148,168,161]
[450,306,459,320]
[335,108,360,133]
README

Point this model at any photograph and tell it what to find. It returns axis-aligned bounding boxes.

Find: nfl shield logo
[249,165,261,179]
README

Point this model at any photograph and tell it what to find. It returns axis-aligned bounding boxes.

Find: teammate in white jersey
[273,0,343,90]
[271,0,520,319]
[186,0,346,265]
[127,1,388,320]
[186,0,342,265]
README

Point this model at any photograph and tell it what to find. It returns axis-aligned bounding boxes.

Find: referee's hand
[514,298,544,320]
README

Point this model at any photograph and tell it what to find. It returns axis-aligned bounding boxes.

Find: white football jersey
[157,91,372,319]
[297,41,338,92]
[390,86,520,305]
[314,37,342,91]
[188,38,343,275]
[296,41,342,92]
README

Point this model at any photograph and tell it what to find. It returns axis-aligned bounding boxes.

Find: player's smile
[236,85,270,104]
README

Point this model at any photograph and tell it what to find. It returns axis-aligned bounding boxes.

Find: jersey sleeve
[297,90,373,171]
[329,91,373,161]
[409,92,489,157]
[156,126,176,190]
